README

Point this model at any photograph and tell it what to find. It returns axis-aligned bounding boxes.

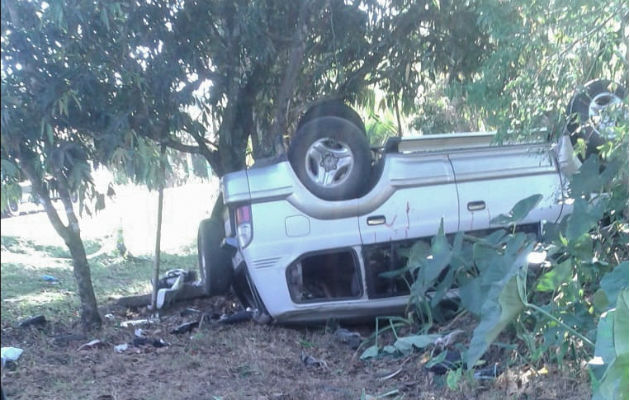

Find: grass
[1,237,197,321]
[0,182,217,325]
[1,234,198,323]
[1,235,102,258]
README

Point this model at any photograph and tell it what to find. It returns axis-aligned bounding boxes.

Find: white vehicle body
[220,133,578,323]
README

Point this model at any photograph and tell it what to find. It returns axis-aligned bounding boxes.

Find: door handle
[367,215,386,226]
[467,201,486,211]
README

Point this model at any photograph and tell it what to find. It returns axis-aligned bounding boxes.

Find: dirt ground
[1,296,591,400]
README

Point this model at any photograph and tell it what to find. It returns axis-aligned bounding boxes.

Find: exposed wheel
[297,100,366,135]
[566,79,627,158]
[8,199,19,216]
[289,116,371,200]
[197,218,234,296]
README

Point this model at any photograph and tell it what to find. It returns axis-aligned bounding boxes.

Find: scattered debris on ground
[120,319,149,328]
[40,274,59,283]
[0,296,592,400]
[333,328,362,350]
[1,347,23,367]
[77,339,107,351]
[18,315,47,329]
[301,350,329,370]
[170,320,199,334]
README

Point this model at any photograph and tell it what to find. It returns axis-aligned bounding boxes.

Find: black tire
[8,199,19,216]
[566,79,627,158]
[289,116,371,200]
[297,100,366,135]
[197,218,234,296]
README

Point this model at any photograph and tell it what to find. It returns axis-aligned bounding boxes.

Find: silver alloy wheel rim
[588,92,623,137]
[305,138,354,188]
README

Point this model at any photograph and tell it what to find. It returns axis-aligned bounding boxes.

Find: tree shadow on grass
[1,250,198,323]
[1,262,75,299]
[91,252,198,298]
[1,235,102,258]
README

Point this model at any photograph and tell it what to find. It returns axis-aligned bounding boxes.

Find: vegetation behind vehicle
[361,122,628,398]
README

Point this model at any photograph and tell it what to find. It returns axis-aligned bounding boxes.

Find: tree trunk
[65,229,102,330]
[394,95,403,138]
[267,0,311,158]
[215,67,264,173]
[150,146,166,310]
[19,159,102,330]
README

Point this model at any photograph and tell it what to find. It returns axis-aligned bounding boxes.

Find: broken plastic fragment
[114,344,128,353]
[1,347,23,367]
[301,350,328,369]
[171,321,199,334]
[77,339,105,351]
[120,319,149,328]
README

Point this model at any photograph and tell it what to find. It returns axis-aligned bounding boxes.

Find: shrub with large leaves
[590,286,628,400]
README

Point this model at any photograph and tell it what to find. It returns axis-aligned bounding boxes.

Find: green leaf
[565,198,598,240]
[425,350,447,369]
[378,267,408,279]
[490,194,543,225]
[449,231,470,270]
[0,181,22,213]
[591,311,616,381]
[613,290,629,359]
[101,7,110,30]
[0,159,19,178]
[505,232,527,256]
[46,124,54,143]
[69,91,82,111]
[482,229,508,246]
[406,240,430,270]
[460,276,483,316]
[422,219,452,285]
[393,334,441,355]
[360,345,380,360]
[594,262,629,310]
[446,368,462,390]
[431,267,455,307]
[593,355,629,400]
[472,242,501,273]
[570,156,602,197]
[591,289,630,400]
[382,345,397,354]
[452,231,464,253]
[593,291,610,313]
[535,259,573,292]
[466,274,525,368]
[568,234,595,260]
[465,242,532,368]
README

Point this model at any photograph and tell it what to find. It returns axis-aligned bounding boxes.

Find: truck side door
[359,153,459,244]
[450,145,563,233]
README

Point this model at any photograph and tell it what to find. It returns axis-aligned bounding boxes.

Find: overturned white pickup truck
[198,80,626,323]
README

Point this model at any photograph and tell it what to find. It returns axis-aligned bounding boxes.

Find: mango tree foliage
[0,0,496,328]
[2,0,499,198]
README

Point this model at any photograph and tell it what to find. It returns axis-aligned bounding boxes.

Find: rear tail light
[235,204,253,248]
